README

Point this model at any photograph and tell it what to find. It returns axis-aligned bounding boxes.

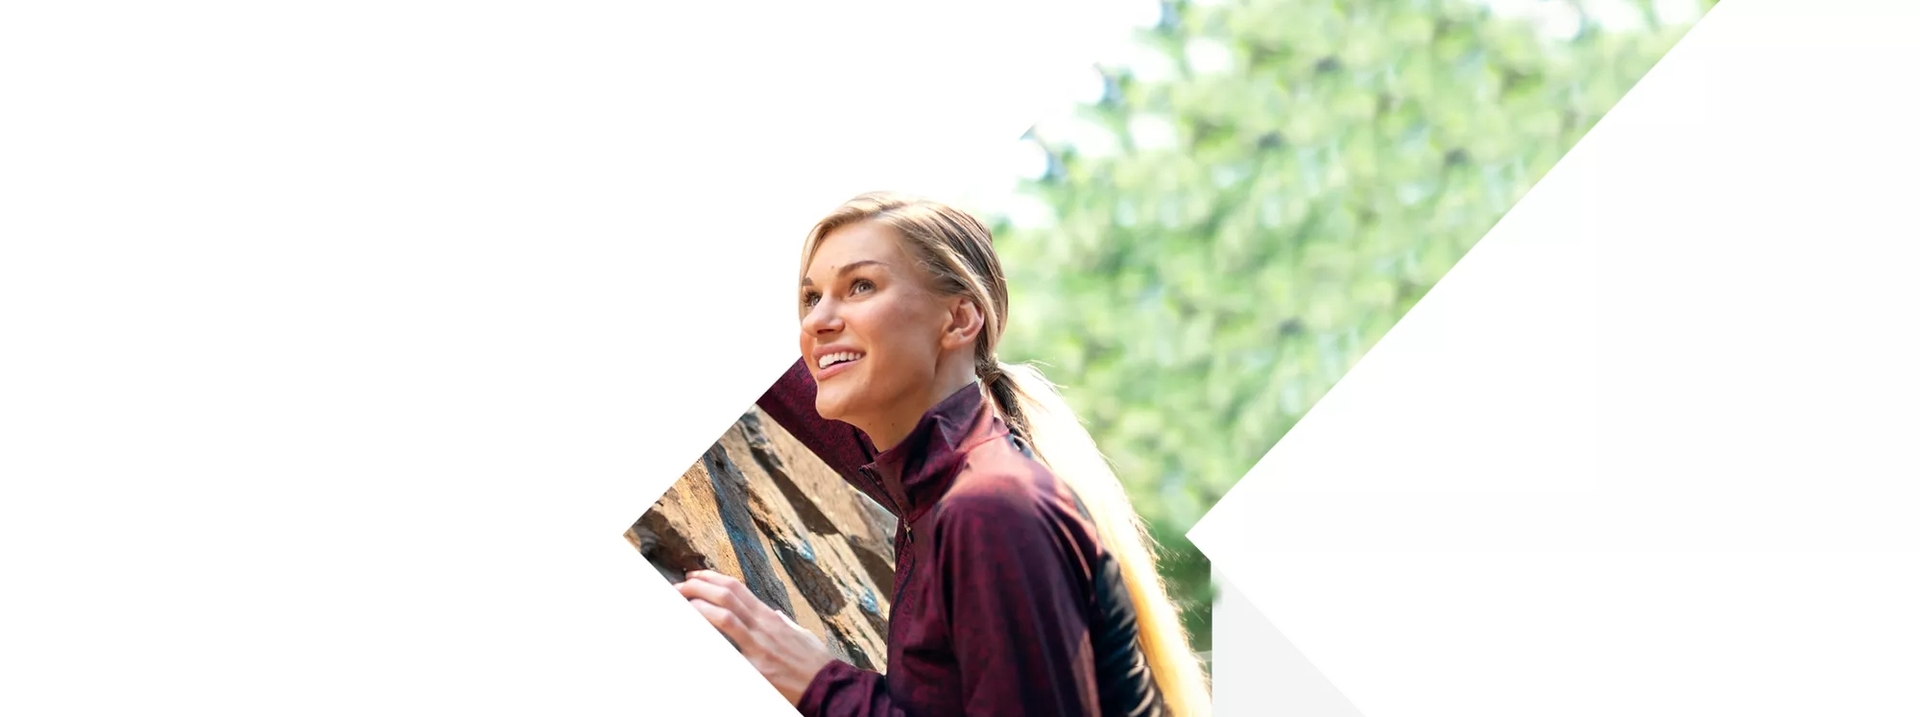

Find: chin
[818,376,888,425]
[814,383,855,423]
[815,398,844,422]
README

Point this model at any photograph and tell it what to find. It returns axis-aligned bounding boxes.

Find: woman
[674,193,1211,717]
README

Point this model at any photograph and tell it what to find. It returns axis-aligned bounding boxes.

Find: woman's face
[799,221,951,426]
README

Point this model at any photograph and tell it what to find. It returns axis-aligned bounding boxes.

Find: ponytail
[985,361,1213,717]
[803,192,1211,715]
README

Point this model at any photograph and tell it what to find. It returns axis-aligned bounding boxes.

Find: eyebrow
[801,259,887,287]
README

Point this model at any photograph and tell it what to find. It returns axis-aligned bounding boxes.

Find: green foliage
[992,0,1712,650]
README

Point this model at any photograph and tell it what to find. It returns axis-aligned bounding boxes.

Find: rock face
[628,408,898,672]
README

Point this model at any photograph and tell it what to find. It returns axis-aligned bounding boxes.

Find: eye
[801,290,821,309]
[850,278,876,295]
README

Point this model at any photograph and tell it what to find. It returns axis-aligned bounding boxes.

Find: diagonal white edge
[0,1,1147,715]
[1213,567,1365,717]
[1191,0,1920,715]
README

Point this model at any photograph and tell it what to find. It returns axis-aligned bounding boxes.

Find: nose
[801,296,843,338]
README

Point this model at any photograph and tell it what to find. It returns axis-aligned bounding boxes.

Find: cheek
[855,299,941,370]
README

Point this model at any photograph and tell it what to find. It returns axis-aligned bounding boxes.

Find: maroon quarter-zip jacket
[755,358,1165,717]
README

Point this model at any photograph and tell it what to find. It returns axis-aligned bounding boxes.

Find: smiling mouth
[816,351,865,377]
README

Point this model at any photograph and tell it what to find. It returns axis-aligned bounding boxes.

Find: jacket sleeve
[935,488,1102,717]
[753,357,877,480]
[795,661,907,717]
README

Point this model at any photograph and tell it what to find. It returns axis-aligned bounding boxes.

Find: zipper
[890,520,915,621]
[856,465,903,517]
[859,466,916,622]
[890,519,913,618]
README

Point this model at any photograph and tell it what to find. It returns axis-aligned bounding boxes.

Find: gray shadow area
[1213,569,1366,717]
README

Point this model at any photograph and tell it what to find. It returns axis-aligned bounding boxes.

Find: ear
[940,295,986,352]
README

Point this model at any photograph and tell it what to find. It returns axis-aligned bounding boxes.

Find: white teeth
[818,351,864,369]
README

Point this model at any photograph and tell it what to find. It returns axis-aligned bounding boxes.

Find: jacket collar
[864,380,1006,523]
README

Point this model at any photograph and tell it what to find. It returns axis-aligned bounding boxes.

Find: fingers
[675,574,740,612]
[686,570,757,606]
[674,570,834,704]
[681,571,767,617]
[676,571,771,647]
[686,597,752,649]
[684,569,736,586]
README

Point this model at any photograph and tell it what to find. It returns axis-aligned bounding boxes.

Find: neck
[859,369,979,452]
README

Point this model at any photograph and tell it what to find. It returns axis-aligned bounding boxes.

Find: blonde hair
[801,192,1211,716]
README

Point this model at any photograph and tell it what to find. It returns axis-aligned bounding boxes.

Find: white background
[1193,0,1920,714]
[7,0,1914,715]
[0,1,1150,714]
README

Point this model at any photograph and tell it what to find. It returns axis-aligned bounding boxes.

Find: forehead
[806,220,907,275]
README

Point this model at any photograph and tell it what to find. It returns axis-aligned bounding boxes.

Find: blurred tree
[992,0,1716,651]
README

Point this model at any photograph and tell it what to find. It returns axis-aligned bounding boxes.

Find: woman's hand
[676,570,838,705]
